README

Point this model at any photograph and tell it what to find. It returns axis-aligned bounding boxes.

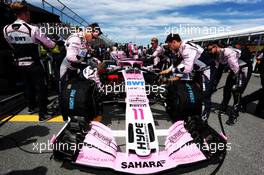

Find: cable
[217,112,226,137]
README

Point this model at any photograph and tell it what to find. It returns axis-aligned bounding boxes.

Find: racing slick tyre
[184,115,227,163]
[165,80,203,122]
[60,77,98,121]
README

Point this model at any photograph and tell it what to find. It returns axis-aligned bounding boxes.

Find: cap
[151,37,158,43]
[165,33,181,43]
[88,22,103,35]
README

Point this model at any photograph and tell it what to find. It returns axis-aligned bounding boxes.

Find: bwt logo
[127,81,145,86]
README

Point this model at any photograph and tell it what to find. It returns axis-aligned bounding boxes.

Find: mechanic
[254,49,264,74]
[161,33,204,78]
[240,50,264,117]
[160,33,212,122]
[207,43,250,125]
[59,23,103,121]
[3,2,56,122]
[60,23,102,85]
[234,41,253,91]
[127,42,139,59]
[147,37,165,68]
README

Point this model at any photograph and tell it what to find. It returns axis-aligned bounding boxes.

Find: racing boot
[226,114,237,125]
[39,114,53,122]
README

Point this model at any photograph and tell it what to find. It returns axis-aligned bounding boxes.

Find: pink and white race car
[52,60,227,174]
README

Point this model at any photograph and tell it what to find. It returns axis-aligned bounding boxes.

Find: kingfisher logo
[127,81,145,86]
[121,160,166,169]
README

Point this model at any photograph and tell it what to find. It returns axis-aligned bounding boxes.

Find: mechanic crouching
[59,23,103,121]
[207,43,250,125]
[3,2,56,122]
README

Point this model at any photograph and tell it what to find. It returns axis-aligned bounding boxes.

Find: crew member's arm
[3,25,14,49]
[226,50,240,74]
[64,36,82,63]
[34,27,56,49]
[152,46,164,66]
[159,64,173,75]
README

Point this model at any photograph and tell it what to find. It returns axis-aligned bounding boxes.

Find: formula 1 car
[51,58,227,174]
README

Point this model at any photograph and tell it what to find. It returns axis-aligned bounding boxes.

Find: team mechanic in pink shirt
[208,42,249,125]
[59,23,103,121]
[4,2,55,122]
[60,23,102,84]
[149,37,165,67]
[160,33,213,123]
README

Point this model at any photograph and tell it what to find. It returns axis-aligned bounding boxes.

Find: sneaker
[28,108,37,114]
[47,107,56,115]
[39,114,53,123]
[226,118,237,125]
[226,114,238,126]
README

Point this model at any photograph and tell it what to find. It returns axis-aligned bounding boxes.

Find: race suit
[3,19,55,116]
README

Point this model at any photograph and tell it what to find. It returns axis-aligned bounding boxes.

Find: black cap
[232,40,246,46]
[88,22,103,35]
[207,40,219,47]
[165,33,181,43]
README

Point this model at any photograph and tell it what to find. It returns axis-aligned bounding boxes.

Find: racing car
[51,57,228,174]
